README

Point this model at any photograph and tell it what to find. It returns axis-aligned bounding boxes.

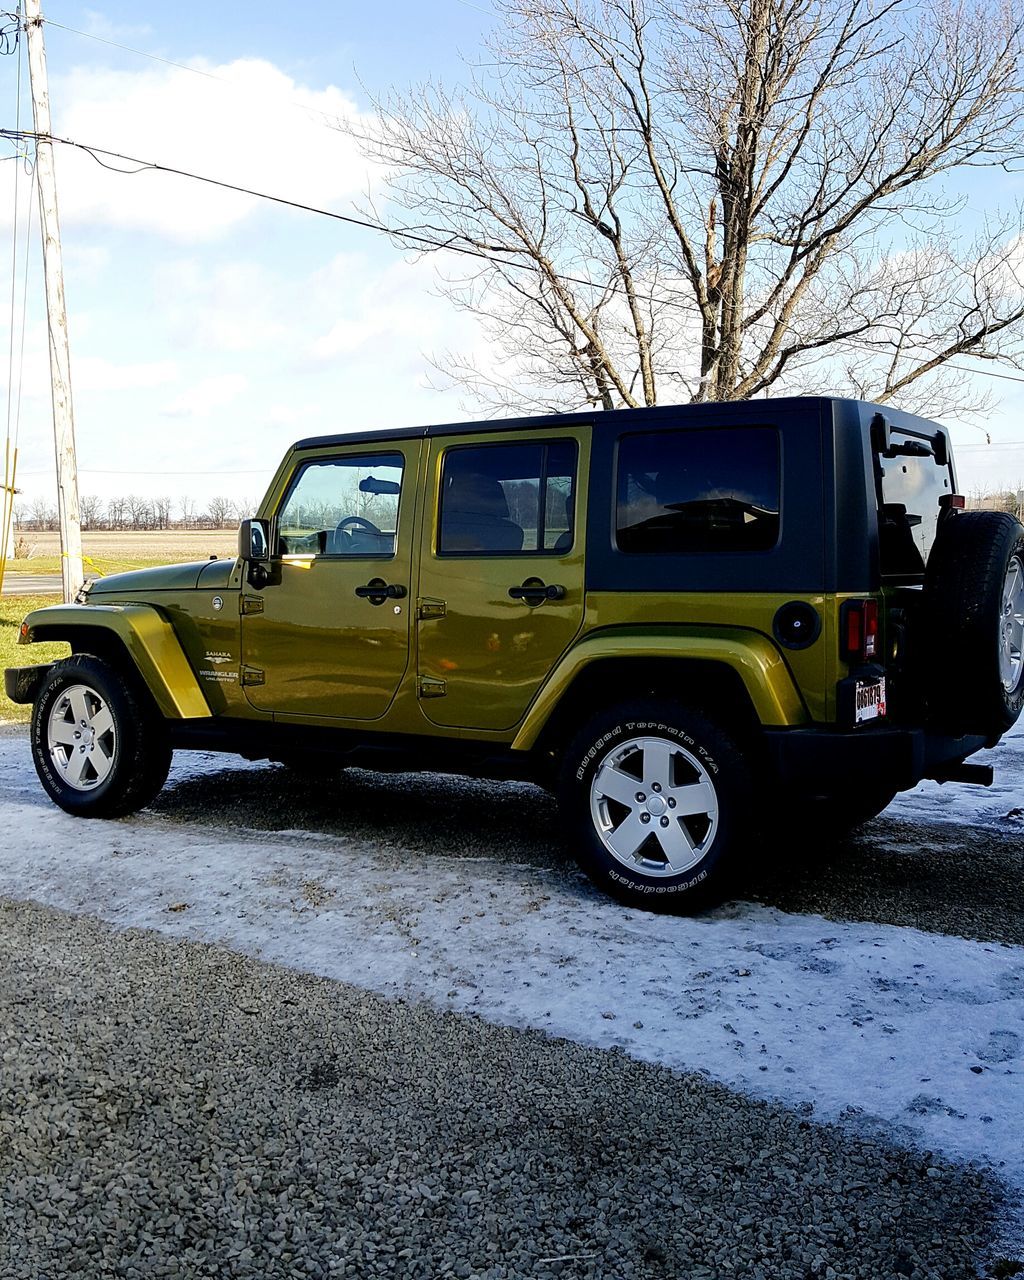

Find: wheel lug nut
[667,797,676,809]
[640,813,651,824]
[636,792,646,802]
[660,816,670,827]
[651,782,662,793]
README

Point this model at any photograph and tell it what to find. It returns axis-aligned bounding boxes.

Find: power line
[957,441,1024,449]
[32,17,226,82]
[3,124,1024,395]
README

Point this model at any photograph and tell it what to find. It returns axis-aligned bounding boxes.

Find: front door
[241,443,420,720]
[416,431,587,731]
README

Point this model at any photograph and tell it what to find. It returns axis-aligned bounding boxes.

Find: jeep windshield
[875,426,954,578]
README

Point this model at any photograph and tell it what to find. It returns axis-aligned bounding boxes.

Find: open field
[6,529,238,577]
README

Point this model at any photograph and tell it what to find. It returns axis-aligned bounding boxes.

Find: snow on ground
[1,732,1022,1217]
[888,718,1024,828]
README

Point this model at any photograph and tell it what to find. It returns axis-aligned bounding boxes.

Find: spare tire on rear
[923,510,1024,736]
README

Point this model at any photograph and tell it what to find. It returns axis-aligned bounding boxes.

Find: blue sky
[3,0,1023,516]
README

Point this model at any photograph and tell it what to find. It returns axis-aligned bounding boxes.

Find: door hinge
[241,596,264,615]
[416,676,447,699]
[417,597,447,620]
[241,665,265,687]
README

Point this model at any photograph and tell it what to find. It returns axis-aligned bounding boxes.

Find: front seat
[442,471,524,553]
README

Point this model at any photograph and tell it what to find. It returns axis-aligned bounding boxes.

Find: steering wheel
[335,515,382,536]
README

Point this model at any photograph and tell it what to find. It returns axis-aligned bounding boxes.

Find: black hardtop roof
[291,395,940,452]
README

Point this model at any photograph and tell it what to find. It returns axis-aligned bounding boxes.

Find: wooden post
[24,0,83,602]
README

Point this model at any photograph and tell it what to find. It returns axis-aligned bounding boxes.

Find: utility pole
[23,0,83,602]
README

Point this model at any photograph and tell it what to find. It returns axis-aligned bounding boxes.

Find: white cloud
[15,58,379,241]
[307,253,490,371]
[152,258,290,353]
[80,11,155,42]
[162,372,248,417]
[74,355,178,392]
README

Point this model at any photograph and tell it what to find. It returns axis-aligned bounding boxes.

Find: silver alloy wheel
[589,735,719,877]
[1000,553,1024,694]
[46,683,117,791]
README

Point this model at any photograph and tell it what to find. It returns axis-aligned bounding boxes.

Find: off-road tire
[30,654,172,818]
[559,701,751,912]
[923,511,1024,735]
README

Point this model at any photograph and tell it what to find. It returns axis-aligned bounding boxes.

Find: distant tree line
[15,494,260,532]
[967,486,1024,522]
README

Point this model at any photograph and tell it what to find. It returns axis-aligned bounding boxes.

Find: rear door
[240,443,421,720]
[416,430,587,731]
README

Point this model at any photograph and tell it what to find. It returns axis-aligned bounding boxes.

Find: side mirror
[238,518,271,589]
[238,518,270,562]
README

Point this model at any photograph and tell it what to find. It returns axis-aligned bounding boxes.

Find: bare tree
[27,496,57,530]
[231,497,260,521]
[152,496,173,529]
[123,494,154,531]
[205,496,235,528]
[178,495,198,529]
[79,494,104,530]
[354,0,1024,415]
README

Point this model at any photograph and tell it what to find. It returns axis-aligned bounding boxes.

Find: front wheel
[559,702,751,911]
[30,655,172,818]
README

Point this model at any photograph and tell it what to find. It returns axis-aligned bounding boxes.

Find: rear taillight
[841,599,879,663]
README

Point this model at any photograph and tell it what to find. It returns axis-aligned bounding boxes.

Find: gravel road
[0,899,1002,1280]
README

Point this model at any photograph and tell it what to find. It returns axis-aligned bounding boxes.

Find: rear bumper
[763,723,990,793]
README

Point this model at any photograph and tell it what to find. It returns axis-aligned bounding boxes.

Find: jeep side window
[277,453,404,557]
[438,441,577,556]
[616,427,780,554]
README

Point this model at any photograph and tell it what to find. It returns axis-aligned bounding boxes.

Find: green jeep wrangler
[7,397,1024,909]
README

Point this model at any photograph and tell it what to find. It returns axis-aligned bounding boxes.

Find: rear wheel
[559,701,751,911]
[30,655,172,818]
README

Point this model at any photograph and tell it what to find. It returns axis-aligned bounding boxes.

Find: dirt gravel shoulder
[0,898,1004,1280]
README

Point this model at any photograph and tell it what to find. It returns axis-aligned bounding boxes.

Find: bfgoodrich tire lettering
[30,654,172,818]
[560,701,751,911]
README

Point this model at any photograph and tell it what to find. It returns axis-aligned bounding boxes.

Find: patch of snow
[888,718,1024,829]
[0,736,1021,1225]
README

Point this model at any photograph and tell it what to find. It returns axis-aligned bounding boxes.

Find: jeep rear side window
[615,427,780,554]
[277,453,404,557]
[875,429,952,576]
[438,441,577,556]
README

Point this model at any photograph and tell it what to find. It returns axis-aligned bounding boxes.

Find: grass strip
[0,594,67,724]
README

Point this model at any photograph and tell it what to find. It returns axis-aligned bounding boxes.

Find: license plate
[854,676,886,723]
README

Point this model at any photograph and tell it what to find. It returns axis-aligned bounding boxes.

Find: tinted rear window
[876,430,953,576]
[616,427,781,554]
